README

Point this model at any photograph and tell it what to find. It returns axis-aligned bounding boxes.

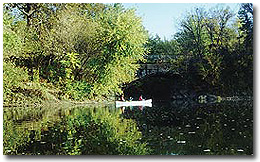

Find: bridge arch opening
[123,72,184,101]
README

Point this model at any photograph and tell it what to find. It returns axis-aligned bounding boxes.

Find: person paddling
[139,95,143,101]
[120,94,125,101]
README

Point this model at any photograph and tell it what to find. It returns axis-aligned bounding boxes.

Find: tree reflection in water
[3,100,253,155]
[4,105,150,155]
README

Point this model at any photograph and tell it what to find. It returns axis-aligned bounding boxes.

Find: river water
[3,99,253,155]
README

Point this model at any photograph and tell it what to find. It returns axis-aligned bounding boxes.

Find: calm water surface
[3,100,253,155]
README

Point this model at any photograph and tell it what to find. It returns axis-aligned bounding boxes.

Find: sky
[122,3,241,40]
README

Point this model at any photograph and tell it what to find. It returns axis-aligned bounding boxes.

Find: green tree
[222,3,253,95]
[173,6,237,89]
[176,7,208,58]
[84,4,148,97]
[238,3,253,53]
[4,4,52,81]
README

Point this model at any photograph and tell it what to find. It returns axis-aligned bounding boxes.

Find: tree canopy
[3,3,148,104]
[146,4,253,95]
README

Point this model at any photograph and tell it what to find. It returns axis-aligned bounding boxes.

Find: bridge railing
[136,63,173,78]
[135,54,192,78]
[144,54,180,63]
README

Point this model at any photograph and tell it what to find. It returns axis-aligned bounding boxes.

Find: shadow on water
[120,100,253,155]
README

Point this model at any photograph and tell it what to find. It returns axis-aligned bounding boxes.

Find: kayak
[116,99,152,107]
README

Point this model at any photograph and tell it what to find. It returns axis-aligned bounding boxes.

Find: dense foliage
[146,4,253,96]
[3,3,148,105]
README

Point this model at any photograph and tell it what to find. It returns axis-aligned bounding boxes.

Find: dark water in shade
[3,100,253,155]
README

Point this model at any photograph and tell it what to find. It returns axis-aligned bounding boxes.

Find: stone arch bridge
[136,54,180,78]
[124,54,211,101]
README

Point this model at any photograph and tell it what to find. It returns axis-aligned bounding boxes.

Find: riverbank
[3,81,115,108]
[3,99,115,108]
